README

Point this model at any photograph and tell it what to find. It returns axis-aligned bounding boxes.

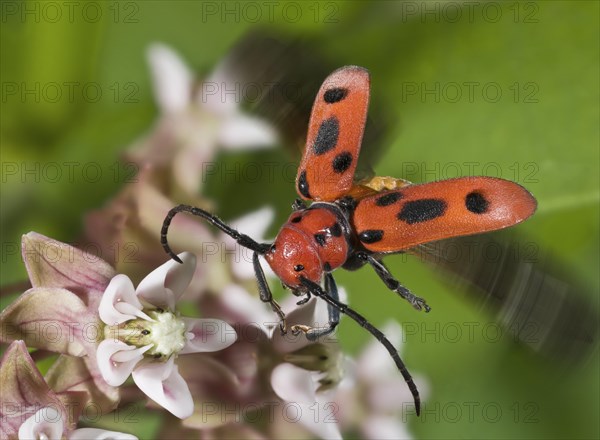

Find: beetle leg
[295,291,312,305]
[360,253,431,312]
[299,275,421,416]
[292,199,306,211]
[290,273,340,340]
[253,252,287,334]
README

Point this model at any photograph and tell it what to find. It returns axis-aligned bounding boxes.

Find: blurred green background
[1,1,598,439]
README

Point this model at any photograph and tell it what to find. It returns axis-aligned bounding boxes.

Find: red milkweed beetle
[161,66,537,415]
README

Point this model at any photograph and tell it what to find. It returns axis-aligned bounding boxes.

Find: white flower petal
[96,340,149,386]
[271,363,317,404]
[220,284,274,331]
[180,318,237,354]
[221,207,275,280]
[99,275,143,325]
[272,297,320,354]
[362,415,412,440]
[271,365,343,440]
[114,301,152,321]
[136,252,196,309]
[298,399,343,440]
[218,114,277,149]
[198,62,239,116]
[147,43,193,114]
[18,406,63,440]
[70,428,138,440]
[132,357,193,419]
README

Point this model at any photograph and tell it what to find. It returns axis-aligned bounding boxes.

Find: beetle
[161,66,537,415]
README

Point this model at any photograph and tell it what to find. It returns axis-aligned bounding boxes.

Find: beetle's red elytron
[161,66,537,415]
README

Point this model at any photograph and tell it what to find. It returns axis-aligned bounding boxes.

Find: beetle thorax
[264,204,351,288]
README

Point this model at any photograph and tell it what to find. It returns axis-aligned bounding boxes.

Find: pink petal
[99,275,150,325]
[180,318,237,354]
[22,232,115,307]
[0,342,64,438]
[147,43,192,114]
[135,253,196,309]
[18,406,64,440]
[132,357,193,419]
[70,427,138,439]
[218,114,277,149]
[96,340,149,386]
[0,288,91,356]
[45,355,120,414]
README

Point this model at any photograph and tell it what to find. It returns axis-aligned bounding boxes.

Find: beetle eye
[294,264,305,272]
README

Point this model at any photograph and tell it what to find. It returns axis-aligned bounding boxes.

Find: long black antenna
[300,276,421,416]
[161,204,271,263]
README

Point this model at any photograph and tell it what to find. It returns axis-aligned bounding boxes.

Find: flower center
[105,309,187,359]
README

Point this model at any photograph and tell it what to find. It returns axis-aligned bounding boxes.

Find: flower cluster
[0,44,426,439]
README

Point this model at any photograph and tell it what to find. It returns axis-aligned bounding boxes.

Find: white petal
[271,365,343,440]
[272,297,319,354]
[147,43,193,114]
[362,415,412,440]
[18,406,63,440]
[198,62,239,116]
[218,114,277,149]
[70,428,138,440]
[271,363,317,404]
[136,252,196,309]
[299,398,343,440]
[132,357,193,419]
[221,207,275,280]
[220,284,274,331]
[180,318,237,354]
[96,340,149,386]
[99,275,147,325]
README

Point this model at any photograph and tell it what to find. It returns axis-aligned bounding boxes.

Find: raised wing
[296,66,370,201]
[352,176,537,253]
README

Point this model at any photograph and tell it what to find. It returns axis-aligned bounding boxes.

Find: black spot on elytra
[332,152,353,173]
[291,215,302,223]
[358,229,384,244]
[323,262,332,271]
[375,192,403,207]
[313,117,339,155]
[324,88,348,103]
[298,170,311,198]
[465,192,489,214]
[329,222,342,237]
[314,233,327,247]
[398,199,447,224]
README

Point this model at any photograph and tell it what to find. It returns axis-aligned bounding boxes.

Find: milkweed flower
[96,252,237,419]
[127,43,278,197]
[18,406,138,440]
[0,341,137,440]
[191,285,346,439]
